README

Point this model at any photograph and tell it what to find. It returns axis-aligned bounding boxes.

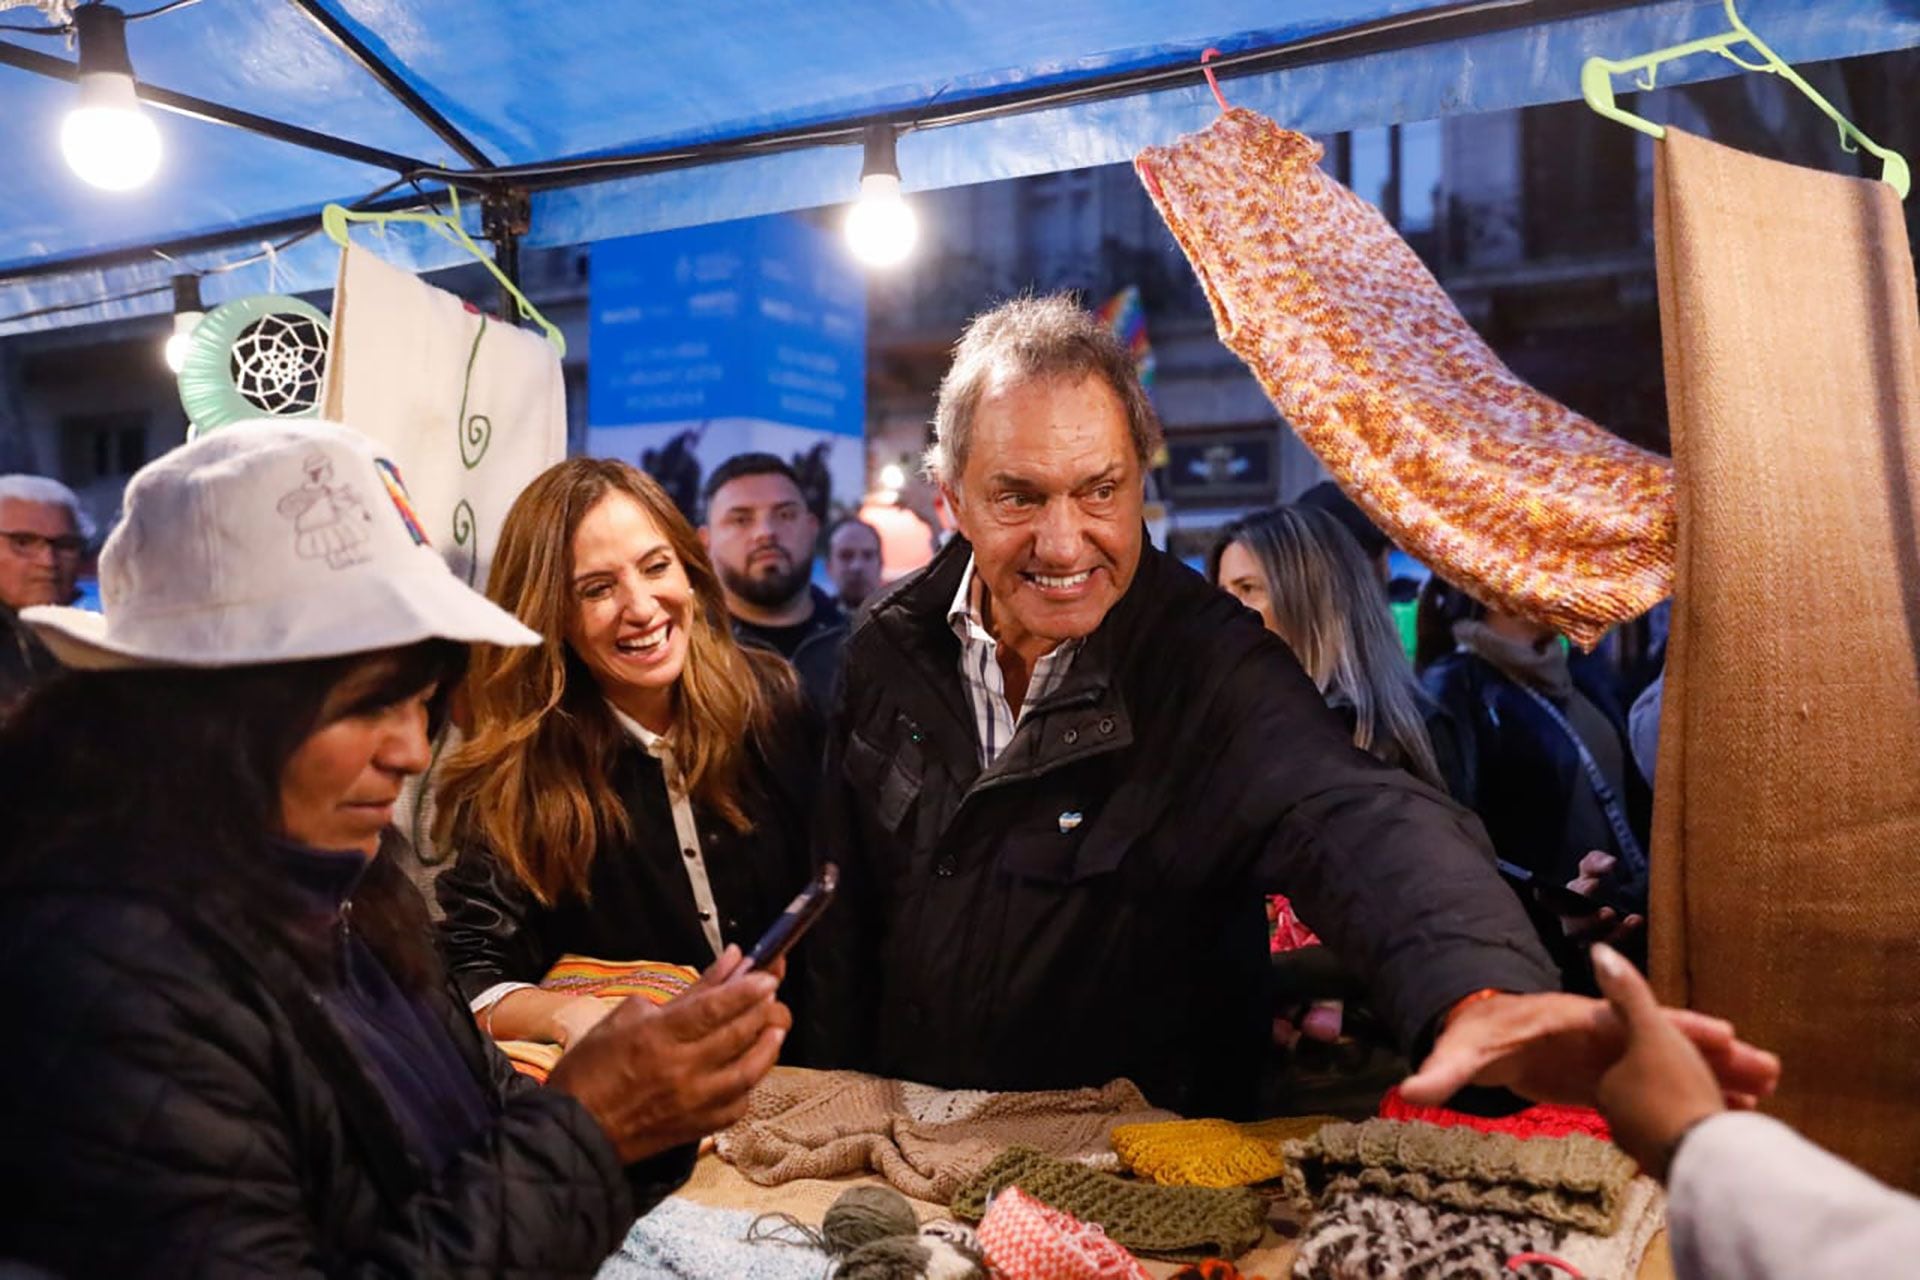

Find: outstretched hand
[1401,966,1778,1116]
[1589,942,1728,1178]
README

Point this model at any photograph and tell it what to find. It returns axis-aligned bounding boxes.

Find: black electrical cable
[0,173,418,326]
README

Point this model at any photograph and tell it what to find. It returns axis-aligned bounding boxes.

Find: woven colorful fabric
[497,955,699,1081]
[1377,1086,1612,1144]
[496,1039,563,1084]
[717,1069,1170,1202]
[1110,1116,1334,1188]
[1280,1120,1636,1234]
[1136,109,1674,647]
[976,1185,1153,1280]
[953,1146,1269,1261]
[539,954,699,1002]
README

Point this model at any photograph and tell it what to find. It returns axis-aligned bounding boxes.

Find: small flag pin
[1058,811,1084,833]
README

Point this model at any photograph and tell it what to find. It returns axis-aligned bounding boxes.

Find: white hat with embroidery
[22,419,539,669]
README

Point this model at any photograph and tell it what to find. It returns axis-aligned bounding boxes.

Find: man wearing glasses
[0,475,91,710]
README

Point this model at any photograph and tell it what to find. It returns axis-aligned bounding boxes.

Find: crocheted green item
[951,1146,1268,1261]
[1280,1119,1638,1234]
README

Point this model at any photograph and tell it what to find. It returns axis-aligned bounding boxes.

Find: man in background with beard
[701,453,849,711]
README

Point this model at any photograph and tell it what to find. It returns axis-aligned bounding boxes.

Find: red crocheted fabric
[1267,894,1320,953]
[976,1186,1152,1280]
[1377,1086,1612,1143]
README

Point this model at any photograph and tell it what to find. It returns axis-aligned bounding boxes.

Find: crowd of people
[0,293,1908,1277]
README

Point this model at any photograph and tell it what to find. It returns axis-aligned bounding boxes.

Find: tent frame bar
[282,0,496,170]
[0,35,438,176]
[0,0,1646,287]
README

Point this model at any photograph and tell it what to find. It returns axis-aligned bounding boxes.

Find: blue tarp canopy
[3,0,1916,334]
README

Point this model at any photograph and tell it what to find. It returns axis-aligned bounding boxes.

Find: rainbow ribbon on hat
[374,458,430,547]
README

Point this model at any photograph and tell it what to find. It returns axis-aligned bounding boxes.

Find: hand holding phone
[739,863,839,976]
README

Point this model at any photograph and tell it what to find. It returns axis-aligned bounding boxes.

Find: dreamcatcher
[175,294,330,439]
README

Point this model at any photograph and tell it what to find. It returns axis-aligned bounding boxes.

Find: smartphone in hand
[1496,857,1607,918]
[739,863,839,975]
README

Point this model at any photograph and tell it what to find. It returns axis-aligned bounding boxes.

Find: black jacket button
[1099,717,1115,735]
[1063,728,1080,745]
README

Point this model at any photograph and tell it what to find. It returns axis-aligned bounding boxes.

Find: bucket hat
[23,419,538,668]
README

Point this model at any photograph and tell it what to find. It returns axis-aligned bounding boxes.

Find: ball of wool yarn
[835,1235,987,1280]
[824,1185,919,1255]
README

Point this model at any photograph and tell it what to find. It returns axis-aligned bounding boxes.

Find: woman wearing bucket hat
[432,457,818,1053]
[0,422,790,1276]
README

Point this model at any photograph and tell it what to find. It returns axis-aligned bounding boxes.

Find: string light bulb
[163,274,203,373]
[61,5,161,191]
[844,125,918,268]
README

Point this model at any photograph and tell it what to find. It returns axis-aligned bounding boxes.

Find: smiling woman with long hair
[433,458,818,1051]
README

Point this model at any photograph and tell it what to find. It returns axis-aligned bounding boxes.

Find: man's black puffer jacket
[0,853,690,1277]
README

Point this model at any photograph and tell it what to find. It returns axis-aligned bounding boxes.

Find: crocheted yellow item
[1110,1116,1337,1187]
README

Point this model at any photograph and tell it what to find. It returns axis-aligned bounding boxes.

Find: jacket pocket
[996,809,1132,886]
[843,726,923,836]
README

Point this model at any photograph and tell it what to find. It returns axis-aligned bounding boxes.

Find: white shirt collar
[946,554,1080,666]
[606,701,671,757]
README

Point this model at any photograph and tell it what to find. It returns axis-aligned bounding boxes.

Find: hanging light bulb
[844,125,918,269]
[163,274,203,373]
[61,5,162,191]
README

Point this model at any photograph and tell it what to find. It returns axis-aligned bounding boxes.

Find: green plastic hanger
[1581,0,1909,200]
[321,186,567,356]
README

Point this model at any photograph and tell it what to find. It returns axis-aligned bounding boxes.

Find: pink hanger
[1201,47,1229,113]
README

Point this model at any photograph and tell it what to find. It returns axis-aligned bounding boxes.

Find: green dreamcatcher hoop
[176,294,331,439]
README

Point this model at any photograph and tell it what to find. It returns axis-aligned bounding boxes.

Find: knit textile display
[953,1146,1270,1261]
[1135,109,1674,647]
[1291,1188,1554,1279]
[1111,1116,1335,1187]
[1290,1176,1665,1280]
[1649,125,1920,1191]
[975,1185,1153,1280]
[1377,1086,1611,1144]
[594,1197,830,1280]
[717,1068,1172,1202]
[496,956,699,1082]
[1280,1120,1636,1234]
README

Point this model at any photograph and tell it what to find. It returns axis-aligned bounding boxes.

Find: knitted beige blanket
[714,1067,1173,1203]
[1281,1119,1638,1235]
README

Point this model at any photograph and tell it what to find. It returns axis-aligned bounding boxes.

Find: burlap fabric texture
[1649,126,1920,1191]
[715,1068,1172,1204]
[1279,1120,1637,1235]
[1136,108,1673,647]
[953,1146,1270,1261]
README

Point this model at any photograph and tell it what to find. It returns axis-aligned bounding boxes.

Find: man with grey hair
[804,294,1777,1120]
[0,474,90,709]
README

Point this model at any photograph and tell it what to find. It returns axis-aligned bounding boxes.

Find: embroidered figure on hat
[373,458,431,547]
[276,451,373,569]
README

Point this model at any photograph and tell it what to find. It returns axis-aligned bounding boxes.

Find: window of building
[60,412,149,484]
